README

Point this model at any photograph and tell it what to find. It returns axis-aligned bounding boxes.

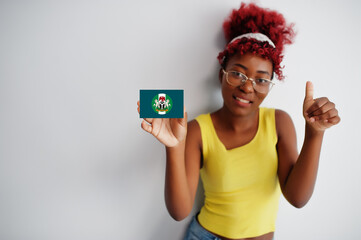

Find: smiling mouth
[234,96,252,104]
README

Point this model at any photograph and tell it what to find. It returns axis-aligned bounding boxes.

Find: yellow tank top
[195,108,281,239]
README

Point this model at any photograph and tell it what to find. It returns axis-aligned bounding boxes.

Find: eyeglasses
[222,69,275,94]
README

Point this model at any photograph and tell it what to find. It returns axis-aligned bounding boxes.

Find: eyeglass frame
[222,69,275,93]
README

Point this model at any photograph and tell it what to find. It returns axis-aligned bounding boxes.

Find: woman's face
[220,52,273,117]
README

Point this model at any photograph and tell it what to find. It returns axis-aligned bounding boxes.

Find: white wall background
[0,0,360,239]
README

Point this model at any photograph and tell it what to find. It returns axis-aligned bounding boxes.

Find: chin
[226,104,257,117]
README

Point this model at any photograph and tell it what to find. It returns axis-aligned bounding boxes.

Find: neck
[215,106,259,132]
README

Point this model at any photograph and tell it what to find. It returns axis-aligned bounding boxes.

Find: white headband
[229,33,275,48]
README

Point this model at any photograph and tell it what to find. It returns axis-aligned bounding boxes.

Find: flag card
[139,89,184,118]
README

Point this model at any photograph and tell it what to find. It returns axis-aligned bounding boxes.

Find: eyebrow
[233,63,271,76]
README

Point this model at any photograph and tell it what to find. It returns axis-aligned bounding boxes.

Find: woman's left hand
[303,81,341,132]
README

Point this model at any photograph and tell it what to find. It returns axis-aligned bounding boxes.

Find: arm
[137,102,202,220]
[165,120,202,221]
[276,82,340,208]
[276,110,324,208]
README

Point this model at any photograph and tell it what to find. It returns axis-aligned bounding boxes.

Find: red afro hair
[218,3,295,80]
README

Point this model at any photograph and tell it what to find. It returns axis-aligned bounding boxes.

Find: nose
[239,79,254,93]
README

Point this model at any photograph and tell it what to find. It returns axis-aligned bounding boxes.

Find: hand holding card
[138,90,186,147]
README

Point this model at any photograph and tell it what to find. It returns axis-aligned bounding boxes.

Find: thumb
[304,81,314,101]
[178,107,187,126]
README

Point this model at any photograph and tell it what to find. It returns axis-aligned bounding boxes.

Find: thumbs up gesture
[303,81,341,132]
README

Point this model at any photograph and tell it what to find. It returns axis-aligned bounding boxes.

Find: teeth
[235,97,250,103]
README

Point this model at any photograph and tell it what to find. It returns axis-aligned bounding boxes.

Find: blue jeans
[184,215,275,240]
[184,215,221,240]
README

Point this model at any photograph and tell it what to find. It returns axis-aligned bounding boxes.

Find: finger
[306,97,329,116]
[320,118,339,128]
[319,121,334,129]
[177,111,187,126]
[137,101,140,114]
[177,107,187,125]
[141,120,153,133]
[311,108,338,122]
[326,115,341,125]
[308,101,335,117]
[304,81,314,101]
[143,118,154,124]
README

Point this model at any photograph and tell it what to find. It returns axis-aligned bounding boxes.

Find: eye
[229,71,240,77]
[230,71,246,80]
[255,78,270,84]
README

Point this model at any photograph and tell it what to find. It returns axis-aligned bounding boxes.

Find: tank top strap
[195,113,218,159]
[258,108,278,144]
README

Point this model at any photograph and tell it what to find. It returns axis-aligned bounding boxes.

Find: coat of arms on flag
[139,90,183,118]
[152,93,173,115]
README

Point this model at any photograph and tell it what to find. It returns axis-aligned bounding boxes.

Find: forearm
[283,124,324,208]
[164,141,192,221]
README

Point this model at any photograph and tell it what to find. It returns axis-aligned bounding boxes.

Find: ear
[219,68,224,83]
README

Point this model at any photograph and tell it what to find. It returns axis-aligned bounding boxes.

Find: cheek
[221,81,235,101]
[255,92,268,102]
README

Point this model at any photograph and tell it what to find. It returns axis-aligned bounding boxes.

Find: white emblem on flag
[152,93,173,115]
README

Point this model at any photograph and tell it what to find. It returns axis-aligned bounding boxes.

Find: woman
[138,3,340,240]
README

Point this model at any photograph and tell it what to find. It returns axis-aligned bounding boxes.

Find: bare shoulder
[275,109,295,137]
[188,119,200,129]
[186,119,202,150]
[275,109,293,122]
[187,119,201,134]
[185,119,203,171]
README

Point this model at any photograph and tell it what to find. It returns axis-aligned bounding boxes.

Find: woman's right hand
[137,101,187,147]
